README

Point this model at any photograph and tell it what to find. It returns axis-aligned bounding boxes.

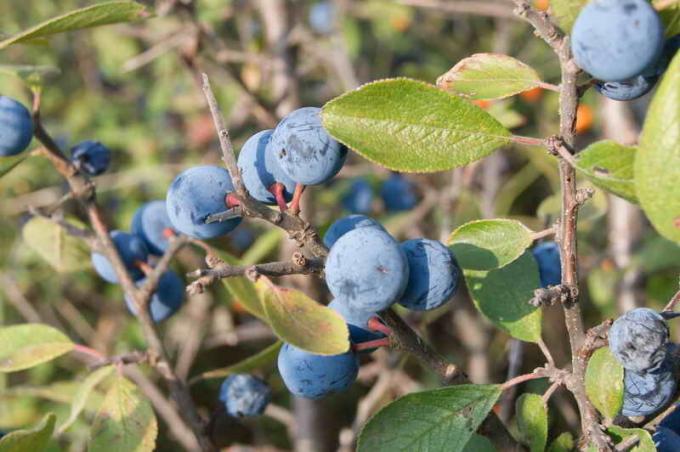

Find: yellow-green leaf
[585,347,624,419]
[607,426,655,452]
[59,365,115,433]
[516,393,548,452]
[547,432,575,452]
[22,216,90,273]
[190,341,282,383]
[0,413,56,452]
[575,140,637,203]
[0,155,27,179]
[0,324,74,372]
[551,0,588,32]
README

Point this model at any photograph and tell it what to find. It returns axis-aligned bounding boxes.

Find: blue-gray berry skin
[277,343,359,399]
[125,271,184,323]
[380,174,418,212]
[532,242,561,288]
[323,214,384,248]
[398,239,460,311]
[328,298,384,345]
[609,308,669,373]
[325,227,409,312]
[131,200,175,255]
[622,361,676,417]
[595,75,658,101]
[219,374,271,417]
[166,166,242,239]
[91,230,149,283]
[70,140,111,176]
[654,427,680,452]
[342,178,373,214]
[0,96,33,157]
[237,130,295,205]
[270,107,347,185]
[309,1,335,34]
[571,0,664,82]
[659,404,680,435]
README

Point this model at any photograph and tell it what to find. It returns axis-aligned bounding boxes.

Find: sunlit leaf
[0,324,74,372]
[585,347,624,419]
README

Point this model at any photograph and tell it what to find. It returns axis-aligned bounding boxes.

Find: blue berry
[398,239,460,311]
[125,271,184,323]
[609,308,669,373]
[237,130,295,205]
[309,1,335,34]
[380,174,418,212]
[595,75,658,101]
[323,214,384,248]
[166,166,242,239]
[342,178,374,214]
[571,0,664,81]
[277,343,359,399]
[654,427,680,452]
[131,200,175,255]
[532,242,561,288]
[0,96,33,157]
[325,227,409,312]
[659,404,680,435]
[219,374,271,417]
[270,107,347,185]
[70,140,111,176]
[230,226,255,253]
[328,298,384,345]
[622,361,676,417]
[91,231,149,283]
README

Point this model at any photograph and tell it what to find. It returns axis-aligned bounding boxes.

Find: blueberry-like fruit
[237,130,295,205]
[609,308,669,373]
[270,107,347,185]
[309,1,335,34]
[398,239,460,311]
[70,140,111,176]
[0,96,33,157]
[328,298,383,345]
[342,179,373,214]
[230,226,255,253]
[91,230,149,283]
[571,0,664,81]
[219,374,272,417]
[166,165,242,239]
[380,173,418,212]
[595,75,658,101]
[532,242,561,288]
[654,427,680,452]
[325,227,408,312]
[323,214,384,248]
[277,343,359,399]
[622,361,676,417]
[659,404,680,434]
[131,200,175,255]
[125,270,184,322]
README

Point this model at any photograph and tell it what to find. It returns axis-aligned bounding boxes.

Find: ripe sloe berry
[219,374,271,417]
[380,173,418,212]
[609,308,669,373]
[131,200,176,255]
[342,178,373,214]
[595,75,658,101]
[532,242,561,288]
[0,96,33,157]
[70,140,111,176]
[622,360,676,417]
[323,214,384,248]
[309,1,335,34]
[328,298,384,345]
[125,271,184,323]
[91,230,149,283]
[654,427,680,452]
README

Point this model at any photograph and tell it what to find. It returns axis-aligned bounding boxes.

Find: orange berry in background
[390,15,411,33]
[534,0,550,11]
[575,104,594,134]
[520,86,543,103]
[473,99,491,109]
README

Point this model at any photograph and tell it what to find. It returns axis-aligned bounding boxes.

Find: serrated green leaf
[0,324,74,372]
[437,53,545,100]
[0,155,27,179]
[89,375,157,452]
[448,219,534,271]
[22,216,90,273]
[0,413,56,452]
[322,78,511,173]
[0,1,148,50]
[550,0,587,32]
[606,426,655,452]
[59,365,115,433]
[516,393,548,452]
[190,341,282,383]
[585,347,624,419]
[575,140,637,203]
[464,251,542,342]
[463,434,496,452]
[357,384,501,452]
[636,53,680,243]
[256,277,349,355]
[547,432,575,452]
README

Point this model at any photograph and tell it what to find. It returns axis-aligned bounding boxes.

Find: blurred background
[0,0,678,450]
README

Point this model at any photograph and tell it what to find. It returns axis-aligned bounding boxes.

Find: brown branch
[663,287,680,312]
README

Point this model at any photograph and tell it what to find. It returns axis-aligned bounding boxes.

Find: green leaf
[659,3,680,37]
[358,384,501,452]
[462,434,496,452]
[464,251,542,342]
[635,53,680,243]
[547,432,575,452]
[437,53,545,100]
[0,65,60,90]
[256,277,349,355]
[89,375,157,452]
[59,365,115,433]
[322,78,511,173]
[190,341,282,383]
[22,216,91,273]
[516,393,548,452]
[606,426,655,452]
[241,228,285,265]
[585,347,624,419]
[223,276,266,320]
[0,413,56,452]
[550,0,587,32]
[0,155,27,179]
[574,140,637,203]
[0,324,74,372]
[486,101,526,130]
[0,1,149,50]
[4,381,104,411]
[448,219,534,271]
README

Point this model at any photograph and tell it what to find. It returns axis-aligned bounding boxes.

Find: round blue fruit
[342,178,373,214]
[571,0,664,82]
[654,427,680,452]
[91,230,149,283]
[0,96,33,157]
[595,74,658,101]
[659,404,680,434]
[219,374,272,417]
[70,140,111,176]
[325,227,409,312]
[131,200,175,255]
[237,130,295,205]
[309,1,335,34]
[323,214,384,248]
[532,242,561,288]
[270,107,347,185]
[328,298,384,345]
[609,308,669,373]
[166,165,242,239]
[622,361,676,417]
[125,270,184,323]
[398,239,460,311]
[277,343,359,399]
[380,173,418,212]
